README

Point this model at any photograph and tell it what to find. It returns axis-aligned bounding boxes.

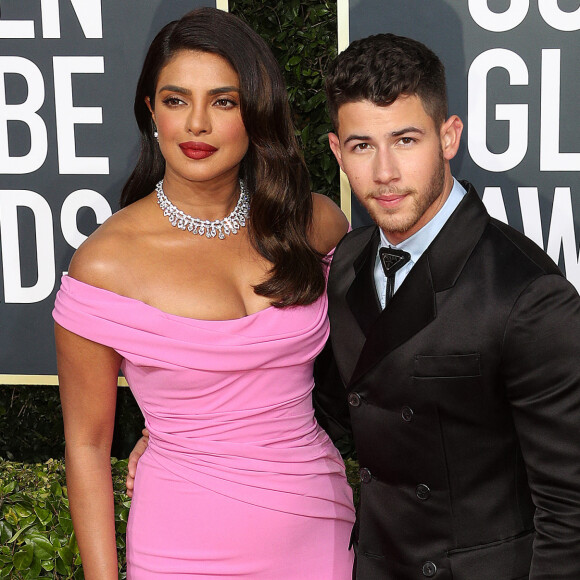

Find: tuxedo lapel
[349,185,490,385]
[428,183,489,292]
[327,226,377,386]
[346,229,382,337]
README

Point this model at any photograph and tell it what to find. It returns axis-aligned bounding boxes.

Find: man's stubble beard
[364,149,446,236]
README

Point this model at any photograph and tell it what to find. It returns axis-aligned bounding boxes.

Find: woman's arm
[56,322,122,580]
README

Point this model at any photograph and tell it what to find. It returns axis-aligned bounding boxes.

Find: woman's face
[147,50,249,186]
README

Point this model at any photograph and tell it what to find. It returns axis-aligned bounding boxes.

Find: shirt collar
[378,178,467,263]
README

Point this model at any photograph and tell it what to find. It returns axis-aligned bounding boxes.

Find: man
[317,32,580,579]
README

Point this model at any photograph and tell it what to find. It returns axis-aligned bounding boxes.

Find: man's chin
[372,211,420,239]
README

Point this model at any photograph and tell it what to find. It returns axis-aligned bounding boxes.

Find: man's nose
[373,149,399,184]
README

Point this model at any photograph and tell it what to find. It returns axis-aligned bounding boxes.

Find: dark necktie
[379,247,411,306]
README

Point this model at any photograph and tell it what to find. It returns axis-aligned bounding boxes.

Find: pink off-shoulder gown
[53,273,355,579]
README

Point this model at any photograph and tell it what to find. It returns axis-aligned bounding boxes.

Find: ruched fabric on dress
[53,273,354,579]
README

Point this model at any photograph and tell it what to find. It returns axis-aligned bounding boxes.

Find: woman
[54,7,353,580]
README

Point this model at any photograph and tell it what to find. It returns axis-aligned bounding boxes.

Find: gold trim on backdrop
[340,170,352,223]
[0,375,128,387]
[216,0,229,12]
[336,0,351,222]
[0,375,59,386]
[337,0,350,52]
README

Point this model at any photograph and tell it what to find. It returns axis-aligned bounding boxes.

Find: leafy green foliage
[0,458,130,579]
[344,458,361,507]
[230,0,340,200]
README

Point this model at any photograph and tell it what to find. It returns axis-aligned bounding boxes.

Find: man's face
[328,95,462,245]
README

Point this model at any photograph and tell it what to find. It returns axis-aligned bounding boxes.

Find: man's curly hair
[325,33,448,130]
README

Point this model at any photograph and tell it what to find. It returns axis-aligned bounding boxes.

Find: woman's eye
[162,96,184,107]
[214,98,236,108]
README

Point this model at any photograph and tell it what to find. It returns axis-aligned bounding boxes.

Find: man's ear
[440,115,463,161]
[328,132,344,171]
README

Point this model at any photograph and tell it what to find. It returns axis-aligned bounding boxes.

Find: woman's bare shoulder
[310,192,349,254]
[67,202,147,290]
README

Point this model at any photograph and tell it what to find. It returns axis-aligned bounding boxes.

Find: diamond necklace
[155,179,250,239]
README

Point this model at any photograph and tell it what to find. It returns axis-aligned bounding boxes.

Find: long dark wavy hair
[121,8,324,307]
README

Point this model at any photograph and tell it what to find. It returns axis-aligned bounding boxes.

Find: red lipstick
[179,141,217,160]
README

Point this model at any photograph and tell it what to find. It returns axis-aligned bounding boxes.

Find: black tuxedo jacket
[317,182,580,579]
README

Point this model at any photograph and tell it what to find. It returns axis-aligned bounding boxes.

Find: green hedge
[1,458,359,578]
[231,0,339,200]
[0,459,130,579]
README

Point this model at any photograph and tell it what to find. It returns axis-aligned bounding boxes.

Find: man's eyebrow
[344,134,371,145]
[391,126,425,137]
[157,85,240,96]
[343,126,425,144]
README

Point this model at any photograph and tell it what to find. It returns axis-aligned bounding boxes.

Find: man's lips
[179,142,217,160]
[373,193,407,208]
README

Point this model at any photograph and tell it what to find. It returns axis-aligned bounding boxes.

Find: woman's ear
[145,96,155,121]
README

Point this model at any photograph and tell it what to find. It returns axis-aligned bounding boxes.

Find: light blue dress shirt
[374,178,467,309]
